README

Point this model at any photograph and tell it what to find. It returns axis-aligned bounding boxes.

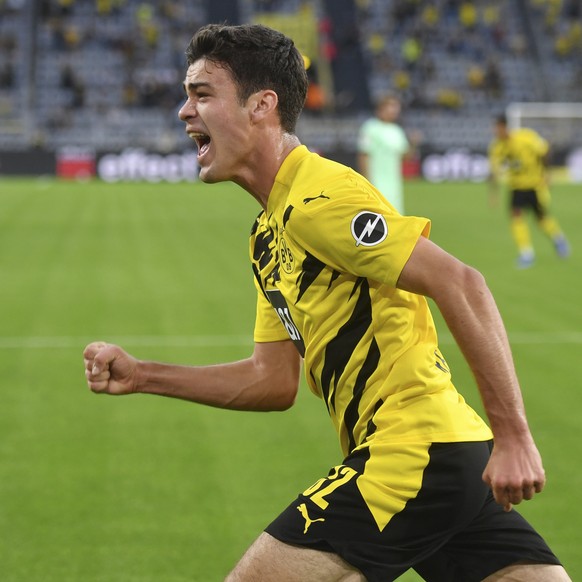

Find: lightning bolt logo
[351,211,388,247]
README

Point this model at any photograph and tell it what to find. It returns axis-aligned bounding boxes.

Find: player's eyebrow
[183,81,212,94]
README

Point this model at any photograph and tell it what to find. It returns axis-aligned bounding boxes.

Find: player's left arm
[396,236,545,511]
[403,128,422,159]
[487,145,503,207]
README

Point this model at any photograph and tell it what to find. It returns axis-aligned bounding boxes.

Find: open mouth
[188,132,211,157]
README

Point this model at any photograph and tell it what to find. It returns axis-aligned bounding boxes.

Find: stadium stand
[526,0,582,103]
[0,0,31,150]
[0,0,580,159]
[353,0,548,150]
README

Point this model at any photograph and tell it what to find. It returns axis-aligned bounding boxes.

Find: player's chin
[197,168,215,183]
[198,165,226,184]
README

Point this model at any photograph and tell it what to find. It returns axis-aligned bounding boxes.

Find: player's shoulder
[290,153,380,215]
[359,116,378,133]
[512,128,549,153]
[512,127,540,143]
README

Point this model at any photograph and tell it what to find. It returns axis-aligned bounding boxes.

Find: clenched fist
[83,342,139,395]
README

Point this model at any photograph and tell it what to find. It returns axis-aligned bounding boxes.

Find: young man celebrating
[84,24,570,581]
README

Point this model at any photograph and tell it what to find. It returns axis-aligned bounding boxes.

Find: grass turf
[0,177,580,581]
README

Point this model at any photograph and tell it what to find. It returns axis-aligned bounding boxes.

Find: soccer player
[357,93,418,214]
[84,24,571,581]
[488,114,570,268]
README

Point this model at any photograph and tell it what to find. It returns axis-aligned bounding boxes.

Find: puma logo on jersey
[297,503,325,534]
[303,192,330,204]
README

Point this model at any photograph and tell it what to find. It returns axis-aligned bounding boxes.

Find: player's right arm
[357,152,370,179]
[83,339,301,412]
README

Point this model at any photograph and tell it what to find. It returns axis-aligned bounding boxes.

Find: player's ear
[249,89,279,123]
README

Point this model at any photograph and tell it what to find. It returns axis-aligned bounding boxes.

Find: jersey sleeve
[516,129,549,158]
[252,281,290,343]
[289,179,430,288]
[532,132,549,157]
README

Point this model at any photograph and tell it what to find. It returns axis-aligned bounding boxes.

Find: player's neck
[235,132,301,209]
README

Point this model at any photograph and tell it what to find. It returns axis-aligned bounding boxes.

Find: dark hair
[186,23,308,133]
[495,113,507,125]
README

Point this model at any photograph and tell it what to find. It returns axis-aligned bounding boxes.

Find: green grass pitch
[0,176,580,581]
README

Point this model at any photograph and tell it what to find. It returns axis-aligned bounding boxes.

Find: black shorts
[511,188,546,219]
[265,441,561,582]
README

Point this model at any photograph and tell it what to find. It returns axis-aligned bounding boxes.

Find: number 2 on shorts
[302,465,357,509]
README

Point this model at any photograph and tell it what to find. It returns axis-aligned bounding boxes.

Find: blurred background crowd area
[1,0,581,157]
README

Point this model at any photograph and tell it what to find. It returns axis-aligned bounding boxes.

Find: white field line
[0,332,582,349]
[0,335,255,349]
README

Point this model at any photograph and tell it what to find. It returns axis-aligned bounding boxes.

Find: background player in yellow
[488,114,570,268]
[83,24,570,581]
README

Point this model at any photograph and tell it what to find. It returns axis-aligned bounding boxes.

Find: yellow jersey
[489,128,549,190]
[251,146,492,456]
